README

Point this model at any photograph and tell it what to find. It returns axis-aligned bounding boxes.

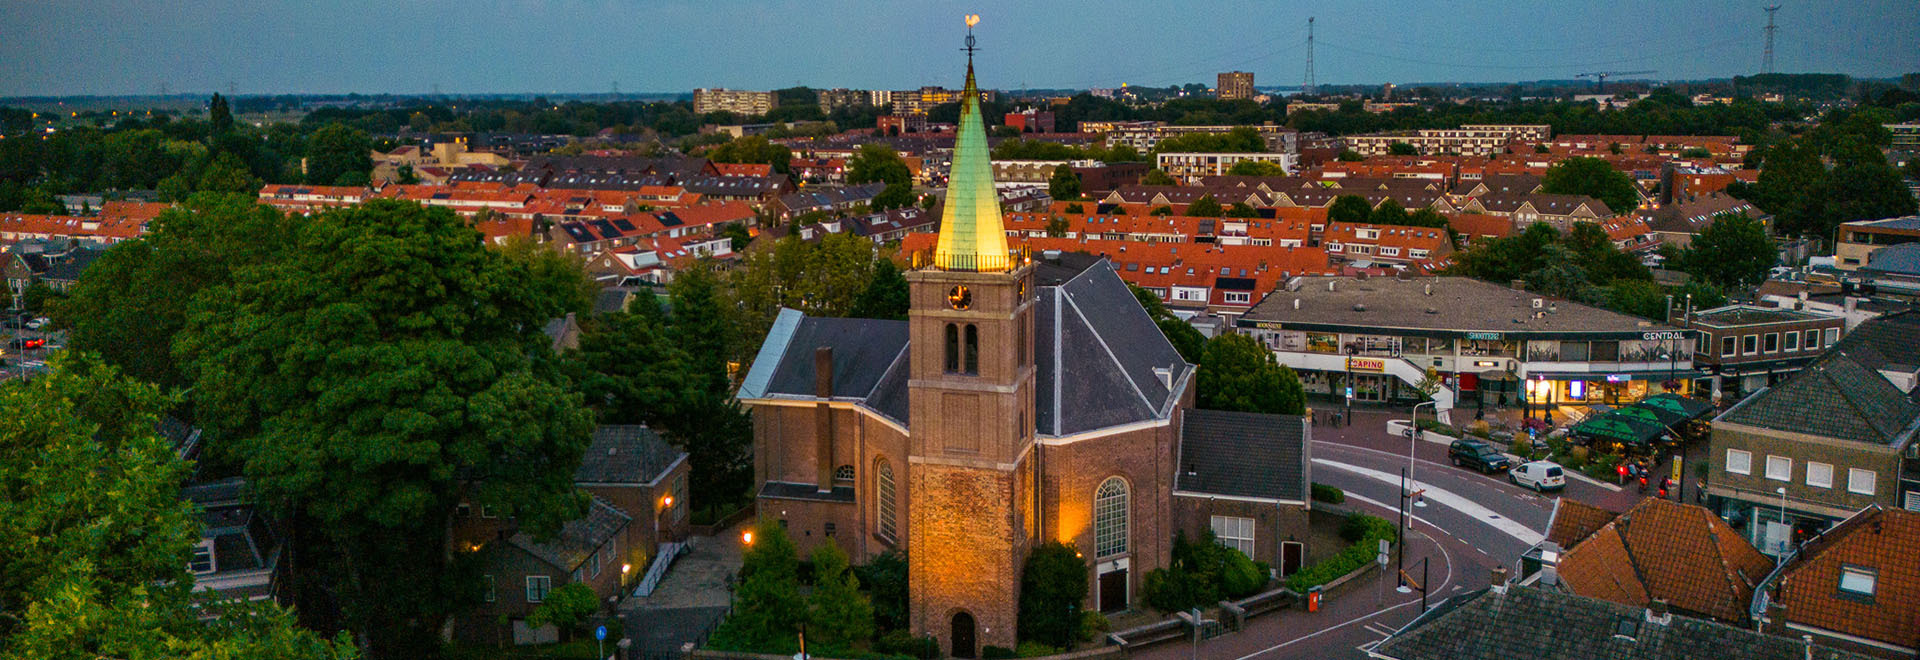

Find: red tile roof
[1555,498,1774,625]
[1775,506,1920,650]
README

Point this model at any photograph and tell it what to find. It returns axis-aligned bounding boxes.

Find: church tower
[905,17,1038,658]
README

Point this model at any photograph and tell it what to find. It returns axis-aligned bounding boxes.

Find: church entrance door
[951,612,976,658]
[1098,566,1129,612]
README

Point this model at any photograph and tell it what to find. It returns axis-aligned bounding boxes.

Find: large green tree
[495,234,598,318]
[1540,157,1638,216]
[1681,212,1777,289]
[708,135,794,175]
[58,193,300,390]
[807,541,875,647]
[850,257,910,320]
[304,122,374,186]
[847,144,911,187]
[712,520,805,650]
[173,200,595,657]
[1048,164,1082,201]
[1017,542,1088,648]
[1226,159,1287,177]
[1326,194,1374,225]
[1186,194,1224,217]
[0,353,355,660]
[1197,333,1305,415]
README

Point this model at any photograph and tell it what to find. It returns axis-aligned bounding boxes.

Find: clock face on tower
[948,285,973,310]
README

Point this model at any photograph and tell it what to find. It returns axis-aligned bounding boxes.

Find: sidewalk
[618,521,748,659]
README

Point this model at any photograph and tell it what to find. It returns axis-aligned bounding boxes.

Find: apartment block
[692,88,777,116]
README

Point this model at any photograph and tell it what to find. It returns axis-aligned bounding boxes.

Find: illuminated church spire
[932,14,1011,273]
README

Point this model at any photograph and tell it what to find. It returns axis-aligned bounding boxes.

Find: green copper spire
[933,21,1010,273]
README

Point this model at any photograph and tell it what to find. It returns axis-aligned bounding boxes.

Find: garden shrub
[1286,513,1394,592]
[1311,482,1345,503]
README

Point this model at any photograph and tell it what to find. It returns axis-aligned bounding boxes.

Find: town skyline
[2,0,1915,97]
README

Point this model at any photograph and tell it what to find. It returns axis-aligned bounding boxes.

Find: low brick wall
[692,642,1127,660]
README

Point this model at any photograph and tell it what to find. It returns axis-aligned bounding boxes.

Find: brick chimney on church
[815,347,836,493]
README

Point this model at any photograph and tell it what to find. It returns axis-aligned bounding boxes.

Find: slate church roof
[738,256,1193,437]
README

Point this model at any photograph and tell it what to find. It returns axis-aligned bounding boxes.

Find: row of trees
[0,94,376,211]
[1450,220,1729,321]
[1730,105,1918,241]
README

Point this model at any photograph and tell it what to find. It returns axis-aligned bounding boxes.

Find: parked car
[1509,461,1566,492]
[1448,438,1511,474]
[7,338,45,350]
[23,317,48,330]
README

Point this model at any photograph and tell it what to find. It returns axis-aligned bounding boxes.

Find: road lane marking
[1314,458,1547,546]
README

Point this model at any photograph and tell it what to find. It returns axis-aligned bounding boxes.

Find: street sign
[595,625,607,641]
[1345,386,1355,399]
[1376,538,1390,566]
[1671,455,1682,483]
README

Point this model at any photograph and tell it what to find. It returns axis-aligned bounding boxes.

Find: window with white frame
[188,539,215,575]
[1410,249,1429,259]
[1379,246,1401,257]
[876,459,897,544]
[1347,244,1375,255]
[1721,336,1736,357]
[1094,477,1129,558]
[1765,455,1792,481]
[1785,331,1800,351]
[1804,329,1819,350]
[525,575,552,603]
[1838,565,1877,601]
[1224,291,1251,304]
[1824,327,1839,347]
[1211,515,1256,556]
[1848,468,1876,495]
[482,574,496,602]
[1806,462,1833,489]
[1764,333,1779,353]
[1742,335,1758,355]
[1726,449,1752,475]
[1327,242,1344,253]
[1356,228,1380,240]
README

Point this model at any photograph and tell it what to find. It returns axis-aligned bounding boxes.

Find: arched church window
[1095,477,1129,558]
[964,324,979,374]
[876,459,898,544]
[945,323,960,373]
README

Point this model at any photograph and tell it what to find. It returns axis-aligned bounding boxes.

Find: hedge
[1310,483,1345,504]
[1284,513,1395,592]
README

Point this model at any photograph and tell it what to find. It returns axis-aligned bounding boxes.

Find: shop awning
[1613,405,1673,429]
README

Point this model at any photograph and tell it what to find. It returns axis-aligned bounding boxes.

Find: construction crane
[1576,70,1656,92]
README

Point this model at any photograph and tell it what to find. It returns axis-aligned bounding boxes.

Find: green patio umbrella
[1637,393,1713,423]
[1573,414,1664,446]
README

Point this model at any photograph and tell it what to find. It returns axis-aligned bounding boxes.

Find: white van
[1509,461,1566,493]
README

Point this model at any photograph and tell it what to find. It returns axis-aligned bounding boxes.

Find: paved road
[1140,407,1625,660]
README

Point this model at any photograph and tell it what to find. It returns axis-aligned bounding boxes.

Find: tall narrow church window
[945,323,960,373]
[1095,477,1129,558]
[1017,315,1027,366]
[964,324,979,374]
[876,459,898,544]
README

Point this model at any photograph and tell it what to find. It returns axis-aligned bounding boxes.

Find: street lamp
[1409,400,1435,510]
[1775,486,1790,557]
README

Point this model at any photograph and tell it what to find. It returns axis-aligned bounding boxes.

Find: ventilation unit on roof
[1531,298,1544,309]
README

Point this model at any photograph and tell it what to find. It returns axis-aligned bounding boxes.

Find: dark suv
[1449,438,1511,474]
